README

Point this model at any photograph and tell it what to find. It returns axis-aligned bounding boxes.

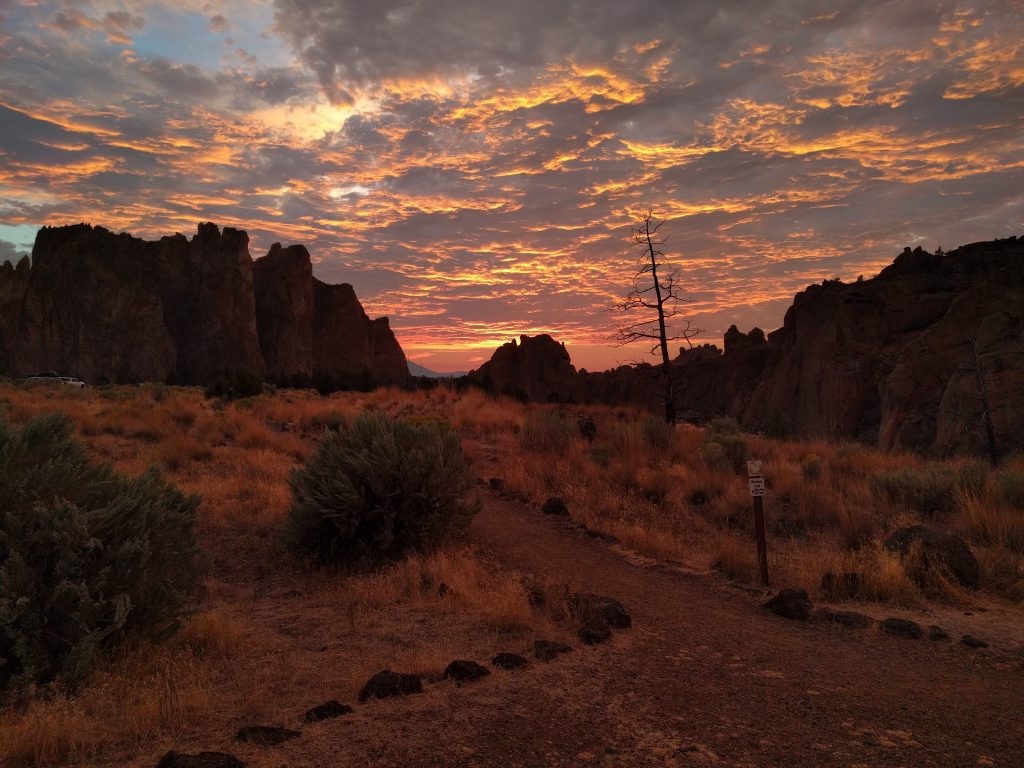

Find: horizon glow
[1,1,1022,373]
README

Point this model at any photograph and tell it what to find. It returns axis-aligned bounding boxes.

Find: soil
[190,494,1024,767]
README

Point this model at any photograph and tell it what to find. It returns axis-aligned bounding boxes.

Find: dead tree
[612,211,701,424]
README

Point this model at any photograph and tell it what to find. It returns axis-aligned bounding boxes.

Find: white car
[60,377,86,389]
[24,372,86,388]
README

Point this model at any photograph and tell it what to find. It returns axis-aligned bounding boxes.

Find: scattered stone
[444,660,490,683]
[579,618,612,645]
[303,700,353,723]
[488,477,504,491]
[541,496,569,516]
[881,618,923,639]
[358,670,423,702]
[534,639,573,661]
[927,625,951,641]
[437,582,450,597]
[491,652,528,669]
[570,593,632,629]
[762,588,813,620]
[813,607,873,629]
[961,634,989,649]
[883,525,980,589]
[235,726,301,746]
[820,571,862,599]
[157,752,244,768]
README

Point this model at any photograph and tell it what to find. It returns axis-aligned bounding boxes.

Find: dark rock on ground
[235,725,301,746]
[488,477,504,491]
[542,497,569,516]
[157,752,244,768]
[579,618,612,645]
[961,634,989,648]
[492,652,528,669]
[820,571,862,599]
[570,593,632,629]
[534,639,573,661]
[883,525,980,589]
[763,588,813,620]
[358,670,423,702]
[881,618,924,639]
[814,607,873,628]
[927,625,951,641]
[303,700,354,723]
[444,660,490,682]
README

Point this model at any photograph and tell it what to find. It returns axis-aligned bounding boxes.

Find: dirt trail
[226,495,1024,768]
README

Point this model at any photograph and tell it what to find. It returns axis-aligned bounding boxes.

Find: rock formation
[0,223,408,385]
[464,237,1024,457]
[462,333,579,402]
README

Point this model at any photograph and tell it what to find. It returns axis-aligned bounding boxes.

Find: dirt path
[218,495,1024,768]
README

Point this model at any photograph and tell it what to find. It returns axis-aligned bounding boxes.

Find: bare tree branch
[610,210,703,424]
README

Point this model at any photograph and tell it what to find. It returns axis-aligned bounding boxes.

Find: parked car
[24,372,86,388]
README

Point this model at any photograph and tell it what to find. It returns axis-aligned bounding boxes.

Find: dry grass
[2,380,1023,766]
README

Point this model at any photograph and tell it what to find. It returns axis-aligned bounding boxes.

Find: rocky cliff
[0,223,409,385]
[465,237,1024,457]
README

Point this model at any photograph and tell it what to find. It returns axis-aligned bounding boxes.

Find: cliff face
[465,238,1024,457]
[0,223,409,385]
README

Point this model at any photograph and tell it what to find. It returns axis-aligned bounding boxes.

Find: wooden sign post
[747,461,770,586]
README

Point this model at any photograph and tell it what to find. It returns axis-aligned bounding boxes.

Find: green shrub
[521,410,576,453]
[641,416,674,453]
[702,418,748,473]
[0,413,200,691]
[285,412,480,564]
[868,461,987,516]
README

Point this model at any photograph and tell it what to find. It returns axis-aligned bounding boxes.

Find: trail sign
[748,476,766,497]
[747,460,763,477]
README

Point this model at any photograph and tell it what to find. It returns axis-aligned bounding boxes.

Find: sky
[0,1,1022,373]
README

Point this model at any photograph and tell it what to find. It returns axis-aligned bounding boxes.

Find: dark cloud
[0,240,29,266]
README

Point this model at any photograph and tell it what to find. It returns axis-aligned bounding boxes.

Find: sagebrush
[0,413,200,691]
[285,412,480,563]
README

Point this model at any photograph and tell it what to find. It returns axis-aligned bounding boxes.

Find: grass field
[1,381,1022,765]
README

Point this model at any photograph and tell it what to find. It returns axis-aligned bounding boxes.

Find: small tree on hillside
[612,211,701,424]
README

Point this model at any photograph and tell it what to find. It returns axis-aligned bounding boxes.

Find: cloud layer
[1,0,1022,370]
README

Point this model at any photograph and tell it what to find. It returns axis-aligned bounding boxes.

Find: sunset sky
[1,1,1022,372]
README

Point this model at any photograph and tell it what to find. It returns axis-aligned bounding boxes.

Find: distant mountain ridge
[465,237,1024,458]
[0,223,409,385]
[408,361,467,378]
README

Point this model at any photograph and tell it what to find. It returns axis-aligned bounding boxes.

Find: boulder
[157,752,244,768]
[578,619,612,645]
[358,670,423,702]
[443,660,490,683]
[762,588,813,620]
[235,725,301,746]
[883,525,980,589]
[491,652,528,669]
[961,634,989,648]
[570,593,632,629]
[927,625,951,641]
[303,700,353,723]
[541,497,569,516]
[881,618,923,639]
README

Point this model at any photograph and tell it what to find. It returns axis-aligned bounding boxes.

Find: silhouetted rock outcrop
[463,237,1023,457]
[0,223,409,385]
[464,333,578,402]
